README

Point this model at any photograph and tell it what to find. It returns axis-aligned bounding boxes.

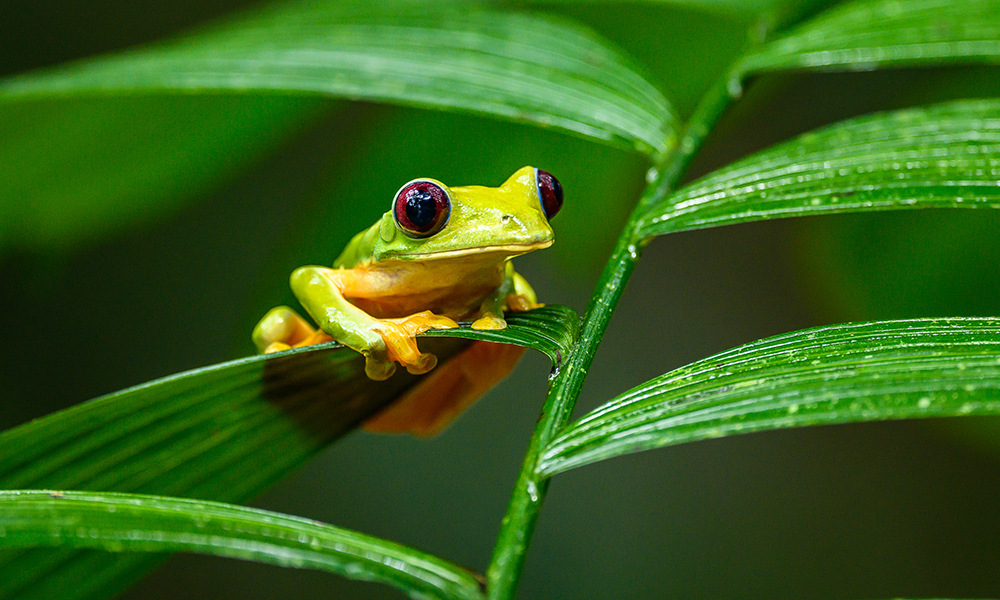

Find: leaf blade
[737,0,1000,77]
[0,305,577,599]
[426,305,580,368]
[0,491,483,600]
[638,99,1000,238]
[538,318,1000,476]
[0,2,676,158]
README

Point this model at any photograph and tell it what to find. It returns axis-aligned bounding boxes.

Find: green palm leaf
[538,318,1000,476]
[426,304,579,367]
[0,491,484,600]
[0,306,577,600]
[738,0,1000,78]
[639,99,1000,238]
[0,1,675,158]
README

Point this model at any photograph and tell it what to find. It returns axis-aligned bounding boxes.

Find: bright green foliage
[538,318,1000,475]
[0,337,427,599]
[0,491,484,600]
[0,308,576,599]
[427,305,580,367]
[638,99,1000,238]
[662,0,1000,191]
[738,0,1000,77]
[0,1,676,158]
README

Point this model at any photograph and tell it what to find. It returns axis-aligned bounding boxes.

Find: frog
[252,166,562,435]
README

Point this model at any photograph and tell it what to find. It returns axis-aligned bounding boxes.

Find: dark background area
[2,1,999,598]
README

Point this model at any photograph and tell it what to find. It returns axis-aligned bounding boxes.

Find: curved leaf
[538,318,1000,476]
[426,304,580,369]
[638,99,1000,238]
[659,0,1000,196]
[0,491,483,600]
[0,1,676,158]
[737,0,1000,79]
[0,306,577,599]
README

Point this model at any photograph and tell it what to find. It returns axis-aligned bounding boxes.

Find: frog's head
[372,166,561,262]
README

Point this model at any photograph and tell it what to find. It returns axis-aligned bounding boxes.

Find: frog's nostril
[502,214,512,223]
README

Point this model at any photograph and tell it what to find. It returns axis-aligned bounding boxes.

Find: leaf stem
[484,67,744,600]
[485,217,642,600]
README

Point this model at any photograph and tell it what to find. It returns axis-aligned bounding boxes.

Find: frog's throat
[401,239,553,260]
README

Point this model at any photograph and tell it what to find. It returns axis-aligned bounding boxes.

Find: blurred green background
[2,0,1000,598]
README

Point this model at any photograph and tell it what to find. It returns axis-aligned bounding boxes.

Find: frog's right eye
[393,180,451,238]
[535,169,563,220]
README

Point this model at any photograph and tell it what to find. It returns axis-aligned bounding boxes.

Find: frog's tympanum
[253,166,562,435]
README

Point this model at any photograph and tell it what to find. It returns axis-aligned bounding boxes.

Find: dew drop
[526,480,540,503]
[727,74,743,98]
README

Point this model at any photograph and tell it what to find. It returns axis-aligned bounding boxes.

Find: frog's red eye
[393,180,451,238]
[535,169,563,220]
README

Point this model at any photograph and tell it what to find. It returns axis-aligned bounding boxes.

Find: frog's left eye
[535,169,563,220]
[393,180,451,238]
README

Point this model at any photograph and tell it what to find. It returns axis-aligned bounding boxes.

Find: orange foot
[368,311,459,378]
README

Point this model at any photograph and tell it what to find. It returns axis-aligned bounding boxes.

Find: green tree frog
[252,166,562,435]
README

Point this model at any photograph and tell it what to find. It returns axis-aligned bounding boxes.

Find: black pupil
[549,177,563,205]
[405,189,438,229]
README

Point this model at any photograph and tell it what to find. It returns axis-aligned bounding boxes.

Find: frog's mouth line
[407,239,554,260]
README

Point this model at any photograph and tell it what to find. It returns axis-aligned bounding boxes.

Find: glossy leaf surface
[538,318,1000,476]
[426,304,579,368]
[0,491,483,600]
[0,306,577,599]
[638,99,1000,238]
[737,0,1000,78]
[0,1,676,158]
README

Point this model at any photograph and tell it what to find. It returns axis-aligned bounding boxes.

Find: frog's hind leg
[252,306,332,353]
[363,341,526,437]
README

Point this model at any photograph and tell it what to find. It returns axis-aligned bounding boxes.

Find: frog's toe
[364,354,397,381]
[404,352,437,375]
[264,341,291,354]
[424,314,460,329]
[472,312,507,330]
[387,311,459,334]
[383,334,439,376]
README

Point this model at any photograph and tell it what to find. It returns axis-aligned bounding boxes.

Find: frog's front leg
[290,266,457,380]
[471,265,541,330]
